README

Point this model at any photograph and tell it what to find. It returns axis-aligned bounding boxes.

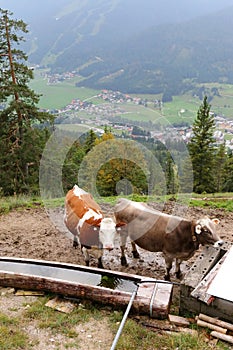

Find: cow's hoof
[73,240,79,249]
[121,256,128,267]
[98,262,104,269]
[164,275,171,281]
[132,250,140,259]
[175,271,182,279]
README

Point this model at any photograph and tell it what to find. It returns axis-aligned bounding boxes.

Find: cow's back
[64,185,103,236]
[114,198,191,253]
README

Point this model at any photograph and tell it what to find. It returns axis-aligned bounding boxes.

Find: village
[43,81,233,150]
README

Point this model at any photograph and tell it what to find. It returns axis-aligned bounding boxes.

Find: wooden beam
[196,319,227,334]
[211,331,233,345]
[198,313,233,332]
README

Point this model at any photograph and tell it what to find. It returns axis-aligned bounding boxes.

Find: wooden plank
[181,246,222,290]
[207,246,233,302]
[149,282,173,319]
[191,253,228,303]
[179,245,233,322]
[168,315,190,327]
[45,296,76,313]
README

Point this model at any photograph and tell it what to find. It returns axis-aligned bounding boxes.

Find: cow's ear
[116,221,126,227]
[195,224,202,234]
[212,218,220,225]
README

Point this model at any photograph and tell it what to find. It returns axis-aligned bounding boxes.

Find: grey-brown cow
[114,198,223,280]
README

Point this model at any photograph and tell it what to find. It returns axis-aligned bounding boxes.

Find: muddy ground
[0,201,232,279]
[0,201,233,350]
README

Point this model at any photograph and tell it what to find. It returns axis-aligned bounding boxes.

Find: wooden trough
[0,257,172,319]
[180,242,233,322]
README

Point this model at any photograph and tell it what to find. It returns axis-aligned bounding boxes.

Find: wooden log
[0,258,172,319]
[0,271,171,318]
[211,331,233,344]
[198,313,233,332]
[197,319,227,334]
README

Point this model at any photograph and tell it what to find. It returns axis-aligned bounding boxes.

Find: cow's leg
[73,235,79,248]
[96,249,104,269]
[120,231,128,266]
[131,241,140,259]
[120,245,128,266]
[81,246,90,266]
[175,258,182,279]
[164,256,173,281]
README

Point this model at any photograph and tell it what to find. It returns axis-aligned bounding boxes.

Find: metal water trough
[0,257,173,319]
[180,242,233,322]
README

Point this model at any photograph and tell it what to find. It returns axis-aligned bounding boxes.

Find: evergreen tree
[83,129,97,154]
[179,155,194,193]
[165,153,178,195]
[222,150,233,192]
[0,9,53,194]
[62,140,85,192]
[188,96,216,193]
[214,141,227,192]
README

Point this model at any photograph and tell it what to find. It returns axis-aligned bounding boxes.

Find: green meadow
[31,70,233,124]
[30,70,100,110]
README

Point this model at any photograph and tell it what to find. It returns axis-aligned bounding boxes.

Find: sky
[1,0,233,24]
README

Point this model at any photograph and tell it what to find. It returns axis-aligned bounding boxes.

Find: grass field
[30,69,100,110]
[30,69,233,125]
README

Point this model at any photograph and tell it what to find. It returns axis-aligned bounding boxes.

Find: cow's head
[194,216,223,247]
[99,217,118,250]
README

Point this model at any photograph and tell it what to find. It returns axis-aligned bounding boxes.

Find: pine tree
[188,96,216,193]
[165,153,178,195]
[214,142,227,192]
[222,150,233,192]
[0,9,53,194]
[83,129,97,154]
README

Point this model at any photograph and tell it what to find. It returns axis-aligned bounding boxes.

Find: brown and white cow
[64,185,118,268]
[114,198,223,280]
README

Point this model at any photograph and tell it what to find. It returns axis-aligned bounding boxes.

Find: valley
[31,68,233,150]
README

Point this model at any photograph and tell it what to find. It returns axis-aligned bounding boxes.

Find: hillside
[74,7,233,94]
[2,0,233,94]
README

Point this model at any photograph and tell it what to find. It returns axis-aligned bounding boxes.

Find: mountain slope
[74,6,233,94]
[2,0,233,93]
